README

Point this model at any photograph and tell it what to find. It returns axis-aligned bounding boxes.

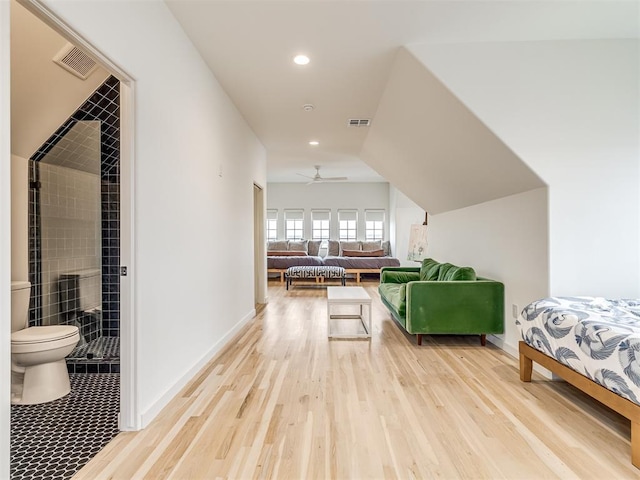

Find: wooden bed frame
[519,341,640,468]
[268,268,379,284]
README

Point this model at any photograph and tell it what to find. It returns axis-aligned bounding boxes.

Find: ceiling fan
[297,165,348,184]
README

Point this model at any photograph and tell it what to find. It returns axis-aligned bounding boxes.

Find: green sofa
[378,258,504,346]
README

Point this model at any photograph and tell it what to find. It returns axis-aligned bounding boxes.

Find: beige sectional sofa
[267,239,400,283]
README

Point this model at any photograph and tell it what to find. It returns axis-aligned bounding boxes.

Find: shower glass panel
[36,120,103,355]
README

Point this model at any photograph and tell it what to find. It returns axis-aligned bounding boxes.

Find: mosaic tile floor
[11,374,120,480]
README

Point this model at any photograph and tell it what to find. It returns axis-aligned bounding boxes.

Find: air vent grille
[347,119,371,127]
[53,43,97,80]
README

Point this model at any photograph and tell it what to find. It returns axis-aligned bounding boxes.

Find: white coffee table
[327,286,372,339]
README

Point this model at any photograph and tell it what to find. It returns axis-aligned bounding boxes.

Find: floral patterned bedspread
[517,296,640,405]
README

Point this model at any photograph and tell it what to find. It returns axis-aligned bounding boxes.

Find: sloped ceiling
[10,0,109,159]
[360,48,545,214]
[166,0,638,187]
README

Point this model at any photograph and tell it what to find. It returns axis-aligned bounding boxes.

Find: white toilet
[11,281,80,405]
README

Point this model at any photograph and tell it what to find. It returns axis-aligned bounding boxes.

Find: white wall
[11,155,28,281]
[25,0,268,427]
[267,182,390,244]
[427,188,549,355]
[411,39,640,298]
[1,1,11,476]
[389,186,424,266]
[390,186,550,356]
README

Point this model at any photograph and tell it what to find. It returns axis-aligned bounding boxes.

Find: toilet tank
[59,269,101,313]
[11,281,31,333]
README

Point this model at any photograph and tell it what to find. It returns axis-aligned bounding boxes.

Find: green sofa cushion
[378,283,406,318]
[419,258,441,281]
[381,271,420,284]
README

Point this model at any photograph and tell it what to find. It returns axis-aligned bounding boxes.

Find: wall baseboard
[489,335,553,380]
[139,308,256,428]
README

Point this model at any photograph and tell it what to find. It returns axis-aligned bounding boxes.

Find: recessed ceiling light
[302,104,314,111]
[309,141,319,146]
[294,54,310,65]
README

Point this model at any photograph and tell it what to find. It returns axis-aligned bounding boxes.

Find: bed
[517,296,640,468]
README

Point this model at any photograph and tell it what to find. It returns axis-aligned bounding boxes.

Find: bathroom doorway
[15,0,136,426]
[8,0,137,477]
[253,183,266,307]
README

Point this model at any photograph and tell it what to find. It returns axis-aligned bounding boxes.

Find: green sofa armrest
[405,279,504,335]
[380,270,420,284]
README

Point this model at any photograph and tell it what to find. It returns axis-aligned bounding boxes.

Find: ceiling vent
[347,119,371,127]
[53,43,98,80]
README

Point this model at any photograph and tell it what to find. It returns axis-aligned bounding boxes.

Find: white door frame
[1,2,13,477]
[16,0,139,430]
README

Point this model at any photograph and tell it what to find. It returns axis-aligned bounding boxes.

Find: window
[365,210,385,241]
[266,210,278,241]
[311,210,331,242]
[338,210,357,241]
[284,210,304,240]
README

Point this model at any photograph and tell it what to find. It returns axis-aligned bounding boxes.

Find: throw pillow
[289,239,309,252]
[327,240,340,256]
[419,258,440,281]
[381,240,391,256]
[267,250,307,256]
[448,266,477,281]
[362,240,381,252]
[308,240,321,256]
[342,249,384,257]
[339,241,361,256]
[267,240,288,251]
[437,263,456,281]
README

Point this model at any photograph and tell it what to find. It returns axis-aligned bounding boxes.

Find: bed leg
[280,272,284,283]
[632,421,640,468]
[480,334,486,346]
[519,351,533,382]
[416,334,422,346]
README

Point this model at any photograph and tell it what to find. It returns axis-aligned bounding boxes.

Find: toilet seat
[12,325,78,344]
[11,326,79,354]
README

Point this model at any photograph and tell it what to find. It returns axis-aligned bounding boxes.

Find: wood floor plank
[73,280,639,479]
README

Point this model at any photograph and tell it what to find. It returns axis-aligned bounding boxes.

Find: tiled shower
[28,75,121,373]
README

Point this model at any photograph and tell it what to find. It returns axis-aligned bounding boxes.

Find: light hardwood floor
[74,280,638,479]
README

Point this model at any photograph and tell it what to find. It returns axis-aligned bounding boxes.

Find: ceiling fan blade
[322,176,348,181]
[296,172,315,180]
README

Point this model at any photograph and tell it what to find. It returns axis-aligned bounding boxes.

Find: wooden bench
[345,268,380,283]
